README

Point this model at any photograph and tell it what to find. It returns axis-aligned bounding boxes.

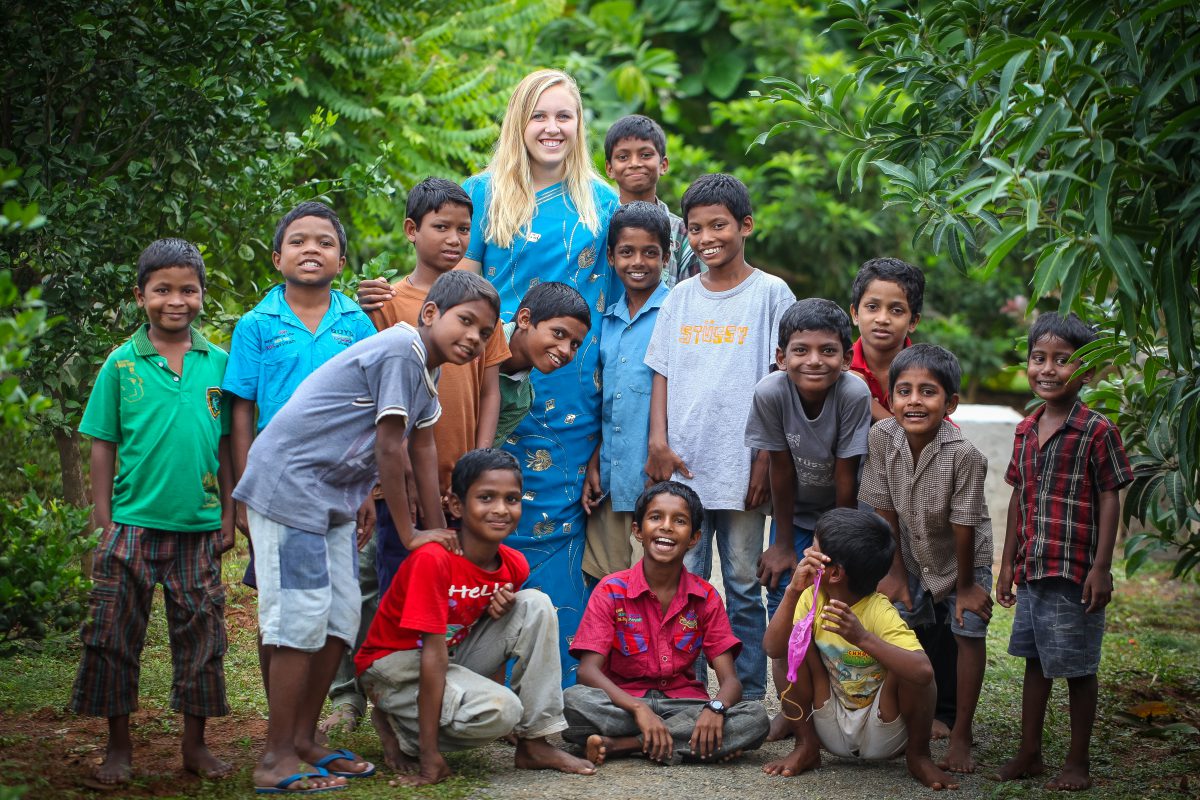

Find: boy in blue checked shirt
[582,202,673,581]
[223,201,377,695]
[72,239,234,786]
[995,312,1132,792]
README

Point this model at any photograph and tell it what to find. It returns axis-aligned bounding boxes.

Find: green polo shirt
[493,321,534,447]
[79,325,230,531]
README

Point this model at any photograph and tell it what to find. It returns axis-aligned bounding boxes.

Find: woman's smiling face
[523,84,578,177]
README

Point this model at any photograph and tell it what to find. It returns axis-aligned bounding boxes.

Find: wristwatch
[704,699,727,716]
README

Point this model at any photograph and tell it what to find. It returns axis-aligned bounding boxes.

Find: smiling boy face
[609,226,664,296]
[890,366,958,440]
[686,203,752,273]
[633,491,699,565]
[605,137,667,200]
[273,215,345,288]
[777,329,850,405]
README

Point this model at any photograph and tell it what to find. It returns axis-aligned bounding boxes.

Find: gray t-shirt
[644,269,795,510]
[744,370,872,529]
[234,322,441,534]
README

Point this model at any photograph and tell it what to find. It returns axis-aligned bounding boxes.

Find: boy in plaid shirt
[995,312,1132,791]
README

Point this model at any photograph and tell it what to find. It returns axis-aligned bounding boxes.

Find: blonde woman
[463,69,619,683]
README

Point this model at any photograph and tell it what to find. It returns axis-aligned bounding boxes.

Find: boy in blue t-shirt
[582,202,672,581]
[72,239,233,786]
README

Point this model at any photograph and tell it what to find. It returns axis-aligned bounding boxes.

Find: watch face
[707,700,726,713]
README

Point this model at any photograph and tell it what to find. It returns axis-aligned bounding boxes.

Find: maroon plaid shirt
[1004,401,1132,585]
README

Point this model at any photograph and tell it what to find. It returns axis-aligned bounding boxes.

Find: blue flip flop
[312,748,377,780]
[254,766,349,794]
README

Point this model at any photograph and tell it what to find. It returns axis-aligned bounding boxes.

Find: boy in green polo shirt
[71,238,235,787]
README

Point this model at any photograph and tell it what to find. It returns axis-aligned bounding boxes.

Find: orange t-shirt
[371,275,510,496]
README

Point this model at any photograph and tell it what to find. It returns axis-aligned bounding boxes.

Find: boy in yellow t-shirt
[761,509,958,790]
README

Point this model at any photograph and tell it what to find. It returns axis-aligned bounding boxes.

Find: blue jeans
[764,520,815,621]
[683,509,767,700]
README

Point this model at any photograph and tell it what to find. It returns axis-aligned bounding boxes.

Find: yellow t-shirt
[793,587,922,710]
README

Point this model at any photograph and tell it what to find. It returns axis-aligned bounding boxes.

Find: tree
[756,0,1200,573]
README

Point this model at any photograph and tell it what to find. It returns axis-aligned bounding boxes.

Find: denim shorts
[895,565,992,638]
[1008,576,1105,678]
[247,508,360,652]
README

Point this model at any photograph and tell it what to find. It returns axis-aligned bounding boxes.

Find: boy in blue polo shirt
[72,239,234,786]
[582,202,672,581]
[223,201,377,693]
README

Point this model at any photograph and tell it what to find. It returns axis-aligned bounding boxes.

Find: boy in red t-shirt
[356,449,596,786]
[848,257,924,422]
[563,481,769,766]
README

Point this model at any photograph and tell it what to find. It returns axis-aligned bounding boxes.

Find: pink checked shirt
[570,562,741,700]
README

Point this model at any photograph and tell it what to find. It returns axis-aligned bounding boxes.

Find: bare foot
[993,749,1046,782]
[95,745,132,786]
[318,705,360,736]
[371,707,416,773]
[766,712,793,742]
[515,737,596,775]
[907,753,960,790]
[182,744,234,780]
[930,719,951,740]
[585,735,609,767]
[938,736,977,774]
[1045,762,1092,791]
[762,742,820,776]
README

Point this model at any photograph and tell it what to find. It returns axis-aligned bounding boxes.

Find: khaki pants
[582,498,643,580]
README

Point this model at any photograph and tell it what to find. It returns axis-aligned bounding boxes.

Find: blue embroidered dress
[464,173,619,683]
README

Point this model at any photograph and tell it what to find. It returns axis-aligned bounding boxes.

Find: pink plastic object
[786,570,823,684]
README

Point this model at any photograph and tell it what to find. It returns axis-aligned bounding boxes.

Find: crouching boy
[762,509,959,790]
[356,449,596,786]
[564,481,769,766]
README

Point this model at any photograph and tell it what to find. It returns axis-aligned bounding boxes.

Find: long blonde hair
[484,69,602,250]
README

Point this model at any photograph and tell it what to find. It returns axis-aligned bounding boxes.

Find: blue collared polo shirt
[222,284,377,430]
[599,282,670,511]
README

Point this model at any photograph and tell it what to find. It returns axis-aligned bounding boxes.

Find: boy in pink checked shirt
[563,481,769,766]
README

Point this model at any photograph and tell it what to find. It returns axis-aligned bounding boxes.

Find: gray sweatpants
[360,589,568,756]
[562,685,770,764]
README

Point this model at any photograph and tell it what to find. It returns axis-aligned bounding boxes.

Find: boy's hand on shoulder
[954,582,993,626]
[1082,565,1113,613]
[690,707,725,760]
[995,565,1016,608]
[487,583,516,619]
[632,704,673,763]
[757,545,798,591]
[645,442,692,483]
[411,528,463,556]
[356,277,395,313]
[820,599,867,645]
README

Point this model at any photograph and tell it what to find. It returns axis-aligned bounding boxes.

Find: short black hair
[450,448,522,499]
[850,257,925,316]
[681,173,752,225]
[1027,311,1097,357]
[889,343,961,398]
[422,270,500,326]
[603,114,668,162]
[406,177,473,228]
[814,508,895,598]
[777,298,853,353]
[632,480,703,534]
[518,281,591,329]
[137,238,205,291]
[273,200,347,258]
[607,201,671,254]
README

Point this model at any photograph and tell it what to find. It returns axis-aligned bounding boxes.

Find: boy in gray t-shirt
[743,298,871,739]
[233,271,501,794]
[643,174,795,702]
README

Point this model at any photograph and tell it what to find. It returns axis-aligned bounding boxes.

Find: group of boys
[71,113,1130,795]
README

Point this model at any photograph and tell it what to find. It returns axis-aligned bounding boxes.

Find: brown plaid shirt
[657,198,702,288]
[859,418,993,601]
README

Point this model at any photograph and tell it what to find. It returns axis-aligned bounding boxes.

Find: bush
[0,485,95,648]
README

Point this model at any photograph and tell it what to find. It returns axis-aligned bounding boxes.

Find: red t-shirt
[849,337,912,411]
[569,561,741,700]
[355,542,530,674]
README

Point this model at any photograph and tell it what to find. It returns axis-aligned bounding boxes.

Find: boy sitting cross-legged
[564,480,769,765]
[860,344,994,774]
[763,508,959,790]
[234,270,499,794]
[581,201,673,581]
[995,311,1132,791]
[356,449,596,786]
[602,114,700,287]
